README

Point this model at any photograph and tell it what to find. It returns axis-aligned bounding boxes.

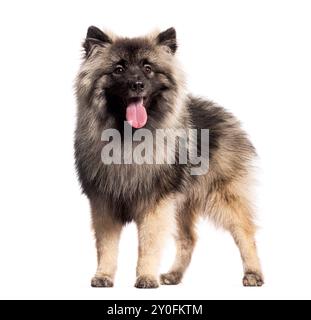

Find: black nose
[129,81,145,93]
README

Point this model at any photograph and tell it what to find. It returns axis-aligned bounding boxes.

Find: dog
[74,26,263,288]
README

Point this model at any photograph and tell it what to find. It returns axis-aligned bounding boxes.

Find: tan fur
[90,201,123,287]
[161,200,198,285]
[135,197,175,288]
[75,27,264,288]
[161,171,263,286]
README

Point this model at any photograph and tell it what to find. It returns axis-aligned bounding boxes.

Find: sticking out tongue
[126,98,147,129]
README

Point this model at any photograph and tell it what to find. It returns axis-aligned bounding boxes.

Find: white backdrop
[0,0,310,300]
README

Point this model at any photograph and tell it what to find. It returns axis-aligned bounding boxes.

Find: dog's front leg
[90,201,123,288]
[135,198,174,289]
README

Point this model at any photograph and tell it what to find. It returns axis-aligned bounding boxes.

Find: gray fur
[74,27,263,287]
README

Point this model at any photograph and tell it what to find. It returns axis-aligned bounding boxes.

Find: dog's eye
[114,66,125,74]
[144,64,152,73]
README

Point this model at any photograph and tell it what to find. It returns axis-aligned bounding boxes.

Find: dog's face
[77,26,183,129]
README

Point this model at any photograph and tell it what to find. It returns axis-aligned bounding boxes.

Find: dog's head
[76,26,185,129]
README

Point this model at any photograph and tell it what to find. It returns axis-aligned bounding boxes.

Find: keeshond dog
[74,26,263,288]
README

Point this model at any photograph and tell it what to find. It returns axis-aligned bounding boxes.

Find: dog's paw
[160,271,183,285]
[135,275,159,289]
[243,272,264,287]
[91,275,114,288]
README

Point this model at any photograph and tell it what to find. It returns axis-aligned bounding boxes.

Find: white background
[0,0,310,300]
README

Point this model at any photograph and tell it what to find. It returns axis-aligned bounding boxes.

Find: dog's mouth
[126,97,148,129]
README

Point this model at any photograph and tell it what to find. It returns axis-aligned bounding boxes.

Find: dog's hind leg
[209,182,264,286]
[161,201,198,285]
[230,222,264,286]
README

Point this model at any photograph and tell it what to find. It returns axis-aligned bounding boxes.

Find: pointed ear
[156,27,177,54]
[83,26,112,56]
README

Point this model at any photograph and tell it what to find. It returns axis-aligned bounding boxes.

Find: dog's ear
[83,26,112,57]
[156,27,177,54]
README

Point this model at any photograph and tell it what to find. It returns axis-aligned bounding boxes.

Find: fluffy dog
[74,26,263,288]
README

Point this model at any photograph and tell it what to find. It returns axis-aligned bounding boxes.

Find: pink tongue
[126,99,147,128]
